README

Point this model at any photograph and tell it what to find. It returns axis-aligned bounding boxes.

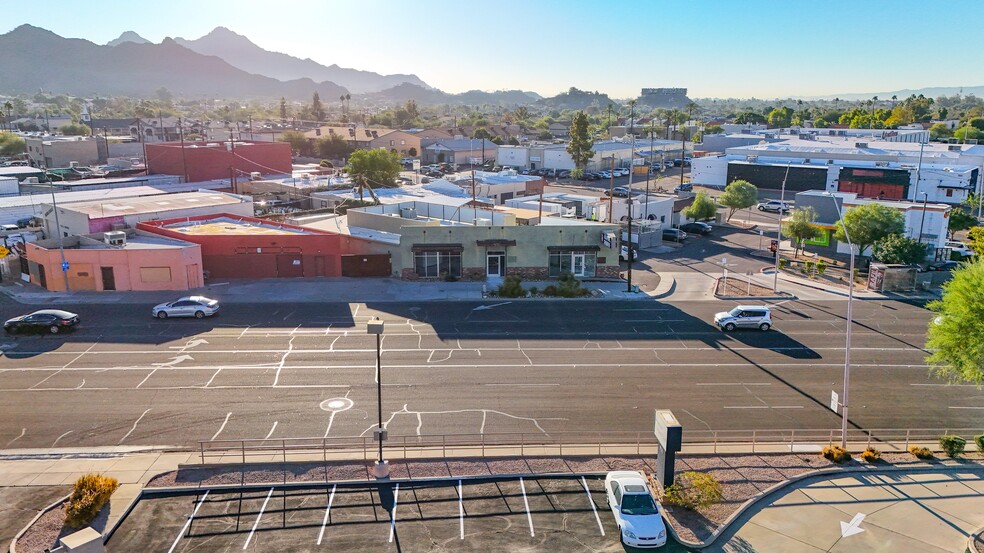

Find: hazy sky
[4,0,982,99]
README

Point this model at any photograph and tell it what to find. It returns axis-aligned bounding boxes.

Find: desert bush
[528,286,538,297]
[938,435,967,457]
[821,445,852,463]
[663,471,723,510]
[497,275,525,298]
[908,445,934,459]
[64,473,119,528]
[974,435,984,453]
[543,273,589,297]
[817,260,827,275]
[860,447,881,463]
[778,258,787,269]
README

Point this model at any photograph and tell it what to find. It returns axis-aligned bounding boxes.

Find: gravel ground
[0,487,69,553]
[15,500,109,553]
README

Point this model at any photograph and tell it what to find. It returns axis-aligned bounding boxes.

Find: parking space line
[167,491,209,553]
[211,412,232,441]
[581,477,605,536]
[264,421,278,440]
[243,487,274,550]
[389,483,400,543]
[519,477,535,537]
[118,408,151,444]
[316,485,335,546]
[458,480,464,540]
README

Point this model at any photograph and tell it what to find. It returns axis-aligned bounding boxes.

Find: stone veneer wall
[505,267,549,280]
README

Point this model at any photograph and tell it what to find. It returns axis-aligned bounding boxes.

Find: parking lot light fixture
[367,317,388,477]
[823,192,855,449]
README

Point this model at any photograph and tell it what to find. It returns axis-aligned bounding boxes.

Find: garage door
[341,254,391,277]
[276,254,304,277]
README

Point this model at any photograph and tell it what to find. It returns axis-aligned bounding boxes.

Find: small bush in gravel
[497,275,525,298]
[817,260,827,275]
[663,471,723,510]
[939,435,967,457]
[976,435,984,453]
[822,445,851,463]
[908,445,934,460]
[860,447,881,463]
[65,473,119,528]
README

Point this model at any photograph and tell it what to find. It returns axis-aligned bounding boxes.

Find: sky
[4,0,983,99]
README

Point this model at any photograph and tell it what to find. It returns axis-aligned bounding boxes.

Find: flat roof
[53,191,246,218]
[162,216,311,236]
[0,183,230,210]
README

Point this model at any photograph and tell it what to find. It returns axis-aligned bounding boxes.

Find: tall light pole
[824,192,855,449]
[772,163,792,291]
[626,105,636,293]
[367,317,388,478]
[917,192,928,244]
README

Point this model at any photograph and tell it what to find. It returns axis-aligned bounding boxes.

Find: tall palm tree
[1,101,10,132]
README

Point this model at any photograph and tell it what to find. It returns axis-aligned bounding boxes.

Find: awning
[476,239,517,247]
[547,245,601,252]
[411,243,464,253]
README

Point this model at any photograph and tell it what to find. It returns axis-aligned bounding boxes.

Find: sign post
[653,410,683,487]
[830,390,839,412]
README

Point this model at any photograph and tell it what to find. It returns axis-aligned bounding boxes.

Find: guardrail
[197,428,981,465]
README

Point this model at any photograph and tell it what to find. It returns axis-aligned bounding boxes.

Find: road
[0,295,976,451]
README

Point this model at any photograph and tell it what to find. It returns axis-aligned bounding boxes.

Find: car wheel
[194,311,205,319]
[758,206,765,211]
[759,323,771,331]
[724,323,736,331]
[5,326,14,334]
[157,311,168,319]
[49,325,60,334]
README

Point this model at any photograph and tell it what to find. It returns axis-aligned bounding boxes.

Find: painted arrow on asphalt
[840,513,865,537]
[472,302,512,311]
[153,354,194,367]
[170,339,209,351]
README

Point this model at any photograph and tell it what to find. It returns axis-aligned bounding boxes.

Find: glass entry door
[486,252,505,277]
[571,253,586,276]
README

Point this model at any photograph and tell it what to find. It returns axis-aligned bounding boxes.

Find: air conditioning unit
[24,177,39,184]
[948,145,962,151]
[400,207,417,219]
[250,172,261,180]
[103,231,126,246]
[855,142,868,148]
[475,218,492,226]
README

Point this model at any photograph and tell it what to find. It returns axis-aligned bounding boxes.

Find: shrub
[528,286,538,297]
[543,285,558,296]
[860,447,881,463]
[544,272,590,298]
[64,473,119,528]
[805,260,815,274]
[822,445,852,463]
[663,471,723,510]
[938,435,967,457]
[974,435,984,453]
[908,445,934,459]
[778,258,787,269]
[817,260,827,275]
[497,275,525,298]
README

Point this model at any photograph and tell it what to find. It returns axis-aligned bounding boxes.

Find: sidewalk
[775,270,940,301]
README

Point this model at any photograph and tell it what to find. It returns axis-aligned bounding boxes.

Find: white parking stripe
[581,477,605,536]
[264,421,278,440]
[458,480,464,540]
[519,477,534,537]
[211,412,232,441]
[118,408,151,444]
[388,483,400,543]
[316,485,336,545]
[167,491,209,553]
[243,487,274,550]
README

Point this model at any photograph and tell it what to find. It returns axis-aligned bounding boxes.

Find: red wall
[137,214,379,279]
[146,142,292,182]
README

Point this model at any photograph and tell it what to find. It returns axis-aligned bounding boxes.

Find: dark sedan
[5,309,80,334]
[679,222,712,235]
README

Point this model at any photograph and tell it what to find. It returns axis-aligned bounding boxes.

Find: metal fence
[197,428,981,465]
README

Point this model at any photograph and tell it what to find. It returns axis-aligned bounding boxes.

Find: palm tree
[2,101,11,132]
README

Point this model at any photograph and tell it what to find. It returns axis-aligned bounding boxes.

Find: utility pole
[248,115,254,141]
[772,163,792,292]
[917,192,928,244]
[471,170,477,225]
[48,187,70,291]
[607,156,615,223]
[137,118,148,175]
[158,110,165,142]
[680,130,686,190]
[627,134,636,292]
[178,117,189,183]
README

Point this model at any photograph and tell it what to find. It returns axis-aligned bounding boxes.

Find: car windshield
[620,493,658,516]
[728,307,743,317]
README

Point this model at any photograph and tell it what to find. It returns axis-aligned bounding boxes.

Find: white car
[945,241,975,257]
[152,296,220,319]
[605,471,667,548]
[757,200,792,213]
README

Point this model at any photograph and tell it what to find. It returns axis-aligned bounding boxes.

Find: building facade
[146,141,292,182]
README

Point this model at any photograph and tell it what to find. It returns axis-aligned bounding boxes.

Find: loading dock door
[276,254,304,277]
[341,254,391,277]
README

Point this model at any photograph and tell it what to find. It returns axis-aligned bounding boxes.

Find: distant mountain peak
[106,31,149,47]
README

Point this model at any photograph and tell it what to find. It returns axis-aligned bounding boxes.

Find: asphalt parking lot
[107,476,694,552]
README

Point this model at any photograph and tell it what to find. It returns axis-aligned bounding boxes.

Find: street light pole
[825,193,855,449]
[367,317,388,477]
[772,163,792,292]
[917,192,928,244]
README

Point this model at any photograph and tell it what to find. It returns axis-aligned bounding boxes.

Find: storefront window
[414,251,461,278]
[548,251,597,277]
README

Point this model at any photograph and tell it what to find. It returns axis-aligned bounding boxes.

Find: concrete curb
[664,463,984,550]
[647,274,676,299]
[9,494,69,553]
[968,524,984,553]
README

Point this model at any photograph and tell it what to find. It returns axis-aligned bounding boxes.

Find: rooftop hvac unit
[103,231,126,246]
[111,223,128,231]
[475,218,492,226]
[746,155,758,162]
[855,142,868,148]
[69,161,79,168]
[24,177,39,184]
[250,172,261,180]
[400,207,417,219]
[948,145,962,151]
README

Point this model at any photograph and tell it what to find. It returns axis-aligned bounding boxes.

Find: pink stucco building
[25,229,202,292]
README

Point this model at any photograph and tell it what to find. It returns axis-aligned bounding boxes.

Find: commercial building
[42,191,253,236]
[139,213,390,278]
[146,140,292,183]
[465,171,545,204]
[497,140,684,172]
[23,135,104,168]
[422,139,497,165]
[311,179,491,210]
[24,229,203,292]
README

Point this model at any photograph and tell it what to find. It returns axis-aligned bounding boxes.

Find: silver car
[714,305,772,331]
[152,296,220,319]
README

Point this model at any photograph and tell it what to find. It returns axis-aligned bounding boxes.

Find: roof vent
[855,142,868,148]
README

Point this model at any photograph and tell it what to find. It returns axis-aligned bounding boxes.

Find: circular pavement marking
[320,397,354,413]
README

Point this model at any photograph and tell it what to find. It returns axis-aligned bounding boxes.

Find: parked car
[619,245,637,262]
[673,183,693,193]
[16,217,34,228]
[945,241,975,257]
[558,170,571,178]
[757,200,792,213]
[672,159,683,167]
[609,186,630,198]
[605,471,667,548]
[714,305,772,331]
[5,309,80,334]
[662,228,688,242]
[599,170,613,179]
[679,222,712,234]
[0,224,18,232]
[664,161,675,169]
[926,260,961,272]
[152,296,220,319]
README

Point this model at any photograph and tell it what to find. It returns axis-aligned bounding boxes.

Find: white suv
[945,241,975,258]
[757,200,791,213]
[714,305,772,331]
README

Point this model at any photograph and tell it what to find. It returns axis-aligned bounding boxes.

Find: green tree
[926,258,984,384]
[955,126,984,142]
[968,117,984,131]
[403,100,419,122]
[315,134,353,159]
[279,130,310,156]
[834,203,905,257]
[929,123,953,140]
[966,226,984,251]
[0,132,25,155]
[872,234,929,264]
[344,148,401,189]
[718,180,758,221]
[59,123,91,136]
[734,111,766,125]
[683,191,718,221]
[566,111,594,171]
[949,208,977,236]
[704,124,723,134]
[408,146,417,157]
[312,92,325,122]
[472,127,491,139]
[783,207,820,257]
[279,97,288,121]
[766,106,794,128]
